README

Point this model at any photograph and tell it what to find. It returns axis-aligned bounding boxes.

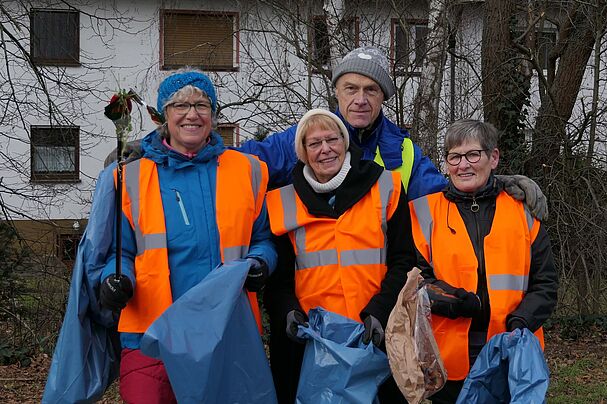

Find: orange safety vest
[116,150,268,333]
[266,170,401,322]
[409,191,543,380]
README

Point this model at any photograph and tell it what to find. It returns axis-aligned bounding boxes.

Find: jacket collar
[293,144,384,218]
[142,130,225,169]
[444,174,503,203]
[334,108,408,170]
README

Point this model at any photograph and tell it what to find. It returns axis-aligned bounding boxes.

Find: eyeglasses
[445,149,488,166]
[169,102,212,115]
[305,136,343,151]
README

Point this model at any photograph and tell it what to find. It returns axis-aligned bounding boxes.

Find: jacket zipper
[473,196,490,329]
[174,190,190,226]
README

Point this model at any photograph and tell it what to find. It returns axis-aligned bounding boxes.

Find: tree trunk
[530,3,603,173]
[481,0,532,175]
[324,0,347,111]
[411,0,451,164]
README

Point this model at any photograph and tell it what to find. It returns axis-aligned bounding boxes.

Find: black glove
[244,258,269,292]
[507,318,528,331]
[285,309,308,344]
[99,274,133,312]
[453,288,482,318]
[362,315,384,346]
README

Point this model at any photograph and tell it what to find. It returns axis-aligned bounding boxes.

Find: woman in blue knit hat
[97,69,277,403]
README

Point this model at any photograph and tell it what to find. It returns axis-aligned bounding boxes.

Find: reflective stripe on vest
[374,137,414,193]
[279,170,395,270]
[409,191,542,380]
[124,159,168,256]
[118,152,267,333]
[266,170,401,322]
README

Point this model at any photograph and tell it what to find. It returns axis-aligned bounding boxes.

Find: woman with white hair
[264,108,417,403]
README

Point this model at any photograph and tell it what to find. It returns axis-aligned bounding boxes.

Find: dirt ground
[1,326,605,403]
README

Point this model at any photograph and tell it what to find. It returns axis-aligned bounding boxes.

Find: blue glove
[244,257,269,292]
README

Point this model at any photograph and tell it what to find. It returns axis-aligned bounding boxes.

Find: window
[535,31,556,70]
[514,25,556,70]
[217,124,239,147]
[57,233,80,268]
[30,126,80,183]
[30,9,79,66]
[161,10,238,71]
[309,16,359,72]
[392,19,428,75]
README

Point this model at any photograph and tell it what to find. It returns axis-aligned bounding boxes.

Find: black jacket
[417,175,558,333]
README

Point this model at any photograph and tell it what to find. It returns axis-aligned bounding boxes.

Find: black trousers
[429,380,465,404]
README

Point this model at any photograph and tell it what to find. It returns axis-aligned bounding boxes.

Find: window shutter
[30,9,79,65]
[217,125,235,147]
[163,11,236,70]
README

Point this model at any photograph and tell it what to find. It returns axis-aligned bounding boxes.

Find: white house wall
[0,0,605,223]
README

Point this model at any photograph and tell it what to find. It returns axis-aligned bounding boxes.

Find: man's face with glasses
[165,93,213,154]
[445,140,499,193]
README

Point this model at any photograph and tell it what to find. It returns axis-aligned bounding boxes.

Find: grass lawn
[545,324,607,403]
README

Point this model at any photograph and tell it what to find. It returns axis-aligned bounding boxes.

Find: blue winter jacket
[101,130,277,348]
[238,109,447,199]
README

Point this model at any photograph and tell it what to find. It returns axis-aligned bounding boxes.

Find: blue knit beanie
[156,71,217,114]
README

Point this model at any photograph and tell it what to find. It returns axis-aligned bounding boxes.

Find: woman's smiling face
[304,127,347,183]
[446,140,499,193]
[165,91,213,154]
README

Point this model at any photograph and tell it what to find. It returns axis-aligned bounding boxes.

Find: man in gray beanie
[240,44,546,211]
[241,45,449,200]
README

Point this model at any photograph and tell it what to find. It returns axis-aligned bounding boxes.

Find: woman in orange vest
[264,108,418,403]
[409,120,558,403]
[97,70,277,403]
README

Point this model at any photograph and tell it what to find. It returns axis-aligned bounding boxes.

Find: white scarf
[303,152,351,193]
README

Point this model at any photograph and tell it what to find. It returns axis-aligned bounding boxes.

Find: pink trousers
[119,348,177,404]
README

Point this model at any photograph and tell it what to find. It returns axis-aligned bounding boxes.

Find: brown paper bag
[385,267,447,403]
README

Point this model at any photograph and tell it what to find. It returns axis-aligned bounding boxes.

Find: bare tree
[411,0,452,163]
[531,1,607,170]
[482,0,607,318]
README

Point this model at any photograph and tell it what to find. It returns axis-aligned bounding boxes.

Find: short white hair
[294,109,350,164]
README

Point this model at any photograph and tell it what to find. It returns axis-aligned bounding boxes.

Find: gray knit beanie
[331,46,396,100]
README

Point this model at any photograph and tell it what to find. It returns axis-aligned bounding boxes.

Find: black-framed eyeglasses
[445,149,488,166]
[305,136,343,151]
[169,102,212,115]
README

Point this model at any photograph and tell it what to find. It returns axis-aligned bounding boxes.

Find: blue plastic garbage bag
[43,166,121,404]
[456,328,550,404]
[295,307,391,404]
[140,259,277,404]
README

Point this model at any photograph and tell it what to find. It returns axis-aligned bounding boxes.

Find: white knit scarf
[303,152,351,193]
